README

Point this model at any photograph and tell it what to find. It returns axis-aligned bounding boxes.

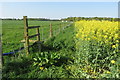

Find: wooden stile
[23,16,41,55]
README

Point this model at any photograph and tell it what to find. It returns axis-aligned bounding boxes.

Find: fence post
[42,28,43,40]
[36,27,40,41]
[23,16,29,55]
[59,23,61,33]
[36,27,41,52]
[50,23,53,37]
[0,41,3,64]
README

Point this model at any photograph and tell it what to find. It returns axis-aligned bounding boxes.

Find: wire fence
[3,21,71,55]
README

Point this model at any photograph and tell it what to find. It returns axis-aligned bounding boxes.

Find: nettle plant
[33,52,60,67]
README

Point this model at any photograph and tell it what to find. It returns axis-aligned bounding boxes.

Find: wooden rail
[28,26,40,29]
[28,33,40,39]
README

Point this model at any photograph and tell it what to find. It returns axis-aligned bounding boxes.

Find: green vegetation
[2,20,75,78]
[2,19,120,79]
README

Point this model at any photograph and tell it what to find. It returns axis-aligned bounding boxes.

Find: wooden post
[0,40,3,64]
[23,16,29,55]
[36,27,40,41]
[36,27,41,52]
[2,56,3,65]
[59,23,61,33]
[50,23,53,37]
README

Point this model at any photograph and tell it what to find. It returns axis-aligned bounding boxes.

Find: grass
[2,20,75,78]
[2,20,70,53]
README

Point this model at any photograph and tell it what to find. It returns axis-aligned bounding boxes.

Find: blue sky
[1,2,118,19]
[0,0,119,2]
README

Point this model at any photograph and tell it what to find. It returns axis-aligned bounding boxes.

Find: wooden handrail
[28,26,40,29]
[28,33,40,39]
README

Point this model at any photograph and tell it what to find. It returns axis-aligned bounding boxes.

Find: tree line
[0,18,60,21]
[0,17,120,21]
[61,17,120,22]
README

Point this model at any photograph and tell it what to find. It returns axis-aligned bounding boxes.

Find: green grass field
[2,20,70,53]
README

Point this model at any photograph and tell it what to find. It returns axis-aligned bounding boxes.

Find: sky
[0,2,119,19]
[0,0,120,2]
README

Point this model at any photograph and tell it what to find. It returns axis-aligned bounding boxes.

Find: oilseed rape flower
[112,45,116,48]
[116,40,119,43]
[107,71,111,74]
[75,20,119,77]
[111,60,116,64]
[104,35,107,38]
[75,20,118,49]
[40,67,44,70]
[105,70,111,74]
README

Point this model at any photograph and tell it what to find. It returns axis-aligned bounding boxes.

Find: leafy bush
[33,52,60,67]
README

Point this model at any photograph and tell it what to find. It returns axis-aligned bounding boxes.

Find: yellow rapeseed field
[75,20,119,50]
[74,20,120,78]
